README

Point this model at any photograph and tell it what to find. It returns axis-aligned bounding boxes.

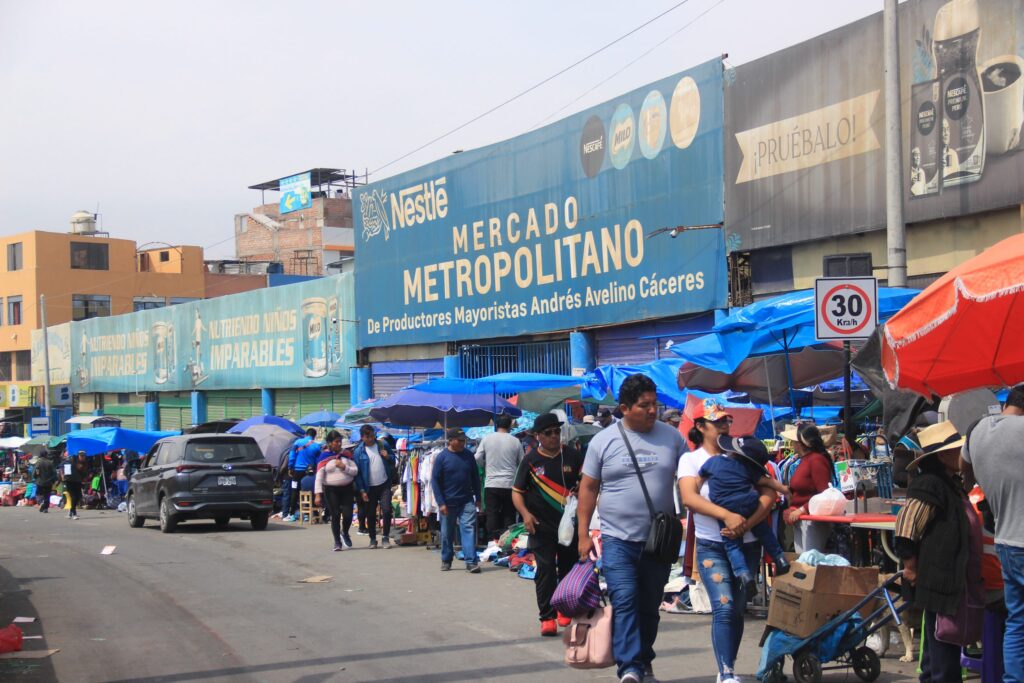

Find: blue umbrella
[670,287,920,412]
[369,388,521,429]
[298,410,342,427]
[227,415,304,436]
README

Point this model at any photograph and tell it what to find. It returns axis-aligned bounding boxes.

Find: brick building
[235,168,364,275]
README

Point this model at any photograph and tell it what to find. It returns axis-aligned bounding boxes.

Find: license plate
[217,476,236,486]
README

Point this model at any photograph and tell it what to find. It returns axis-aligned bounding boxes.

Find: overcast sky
[1,0,884,258]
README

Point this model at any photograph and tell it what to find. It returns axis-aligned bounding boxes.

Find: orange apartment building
[0,213,265,427]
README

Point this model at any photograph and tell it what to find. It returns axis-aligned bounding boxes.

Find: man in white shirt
[354,425,397,549]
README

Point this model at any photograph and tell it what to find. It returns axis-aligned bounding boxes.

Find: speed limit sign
[814,277,878,340]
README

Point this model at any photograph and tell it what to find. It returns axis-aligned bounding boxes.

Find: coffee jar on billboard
[933,0,985,186]
[910,81,942,198]
[301,298,328,378]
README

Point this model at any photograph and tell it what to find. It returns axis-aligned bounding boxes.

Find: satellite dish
[939,389,1001,434]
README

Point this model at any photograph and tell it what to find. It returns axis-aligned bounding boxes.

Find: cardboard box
[767,562,879,638]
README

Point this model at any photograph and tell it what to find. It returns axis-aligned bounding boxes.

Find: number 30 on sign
[814,277,878,341]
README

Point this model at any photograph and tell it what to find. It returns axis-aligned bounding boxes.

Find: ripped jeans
[696,538,762,677]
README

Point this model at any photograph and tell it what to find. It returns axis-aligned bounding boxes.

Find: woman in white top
[677,400,778,683]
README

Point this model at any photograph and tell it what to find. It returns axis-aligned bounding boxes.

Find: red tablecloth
[799,513,897,524]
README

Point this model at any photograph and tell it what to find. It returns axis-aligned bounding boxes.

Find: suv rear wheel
[159,496,179,533]
[127,495,146,528]
[250,512,269,531]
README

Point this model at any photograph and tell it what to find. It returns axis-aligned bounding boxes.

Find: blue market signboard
[353,59,727,348]
[70,274,356,393]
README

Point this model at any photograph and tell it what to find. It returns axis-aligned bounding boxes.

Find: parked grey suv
[127,434,275,533]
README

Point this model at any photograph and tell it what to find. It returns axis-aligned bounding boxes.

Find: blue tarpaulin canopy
[67,428,180,456]
[670,288,920,374]
[587,358,689,408]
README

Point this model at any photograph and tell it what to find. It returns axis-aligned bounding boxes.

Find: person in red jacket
[781,424,834,553]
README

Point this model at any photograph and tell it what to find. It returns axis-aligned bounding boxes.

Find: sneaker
[381,537,391,549]
[342,534,353,549]
[333,542,343,552]
[620,672,642,683]
[466,564,481,574]
[368,540,378,549]
[271,512,283,520]
[774,556,791,576]
[540,619,558,637]
[441,561,452,571]
[284,514,299,522]
[68,511,73,519]
[556,612,571,627]
[72,514,80,520]
[356,528,369,535]
[660,598,694,614]
[641,665,661,683]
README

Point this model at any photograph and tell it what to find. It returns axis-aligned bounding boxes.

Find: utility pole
[884,0,907,287]
[40,295,52,421]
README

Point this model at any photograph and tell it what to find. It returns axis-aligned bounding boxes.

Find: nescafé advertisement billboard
[353,59,727,348]
[725,0,1024,251]
[70,274,356,393]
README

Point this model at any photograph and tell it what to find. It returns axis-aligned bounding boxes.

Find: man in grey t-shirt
[962,383,1024,682]
[578,374,685,683]
[475,414,525,542]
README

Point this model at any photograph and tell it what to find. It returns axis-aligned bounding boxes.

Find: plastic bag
[0,624,23,654]
[808,486,848,516]
[558,495,578,547]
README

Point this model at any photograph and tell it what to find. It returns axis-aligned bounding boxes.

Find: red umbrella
[881,233,1024,397]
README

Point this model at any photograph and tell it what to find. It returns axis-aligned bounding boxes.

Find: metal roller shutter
[275,389,302,421]
[225,395,259,419]
[371,373,413,399]
[332,386,351,412]
[205,400,227,422]
[595,337,659,366]
[299,388,334,415]
[159,406,184,431]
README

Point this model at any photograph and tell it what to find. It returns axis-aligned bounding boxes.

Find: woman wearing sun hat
[894,421,983,683]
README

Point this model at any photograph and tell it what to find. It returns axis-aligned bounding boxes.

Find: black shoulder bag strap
[617,422,656,519]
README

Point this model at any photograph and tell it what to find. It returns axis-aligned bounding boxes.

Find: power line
[368,0,696,177]
[528,0,729,132]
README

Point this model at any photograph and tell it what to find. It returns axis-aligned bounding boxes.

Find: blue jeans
[696,538,761,677]
[602,537,672,679]
[997,544,1024,683]
[440,500,477,566]
[722,520,779,579]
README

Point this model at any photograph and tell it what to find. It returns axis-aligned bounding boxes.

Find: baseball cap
[693,399,732,422]
[446,428,467,440]
[717,435,770,473]
[582,415,596,424]
[533,413,563,433]
[596,407,613,418]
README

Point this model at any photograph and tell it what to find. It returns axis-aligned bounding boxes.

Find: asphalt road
[0,506,919,683]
